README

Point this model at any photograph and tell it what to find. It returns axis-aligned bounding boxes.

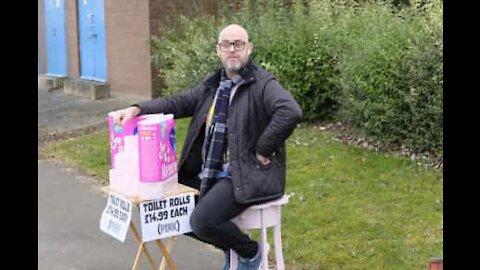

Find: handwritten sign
[99,193,132,242]
[140,192,195,242]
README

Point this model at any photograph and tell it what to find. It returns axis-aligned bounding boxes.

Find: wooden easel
[102,184,198,270]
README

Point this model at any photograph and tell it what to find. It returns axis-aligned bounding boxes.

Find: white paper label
[140,192,195,242]
[99,193,132,242]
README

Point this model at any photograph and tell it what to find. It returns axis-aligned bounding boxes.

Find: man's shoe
[222,250,230,270]
[237,243,262,270]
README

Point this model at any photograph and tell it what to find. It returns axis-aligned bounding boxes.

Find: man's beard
[224,60,242,74]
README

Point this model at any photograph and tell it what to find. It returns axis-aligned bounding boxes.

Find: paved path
[38,89,223,269]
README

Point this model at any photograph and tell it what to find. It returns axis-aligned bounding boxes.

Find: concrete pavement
[38,89,223,269]
[38,88,145,134]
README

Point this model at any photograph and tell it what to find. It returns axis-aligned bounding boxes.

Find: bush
[338,0,443,153]
[236,0,344,121]
[150,15,219,97]
[150,0,443,154]
[151,0,344,121]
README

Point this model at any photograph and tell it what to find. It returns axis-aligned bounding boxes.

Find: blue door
[44,0,68,76]
[78,0,108,82]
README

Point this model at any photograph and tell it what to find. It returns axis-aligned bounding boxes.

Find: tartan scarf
[199,71,234,198]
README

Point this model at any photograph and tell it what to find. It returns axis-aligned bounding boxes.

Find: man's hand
[112,106,141,126]
[255,152,271,166]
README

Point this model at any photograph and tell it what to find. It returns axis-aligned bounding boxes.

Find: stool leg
[273,223,284,270]
[230,249,238,270]
[260,210,268,270]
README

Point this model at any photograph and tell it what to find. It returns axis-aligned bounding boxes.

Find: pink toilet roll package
[137,114,177,183]
[108,112,145,168]
[107,112,178,200]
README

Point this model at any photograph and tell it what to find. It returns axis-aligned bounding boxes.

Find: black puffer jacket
[137,60,302,204]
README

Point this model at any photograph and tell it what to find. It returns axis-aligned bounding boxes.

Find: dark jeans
[187,177,258,258]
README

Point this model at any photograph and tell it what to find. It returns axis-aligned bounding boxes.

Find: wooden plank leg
[155,238,177,270]
[132,242,145,270]
[159,237,177,270]
[130,222,158,270]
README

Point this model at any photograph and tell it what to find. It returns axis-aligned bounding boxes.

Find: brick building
[38,0,218,99]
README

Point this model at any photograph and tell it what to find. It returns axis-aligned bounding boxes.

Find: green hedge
[150,15,218,98]
[237,0,343,121]
[150,0,442,154]
[337,0,443,153]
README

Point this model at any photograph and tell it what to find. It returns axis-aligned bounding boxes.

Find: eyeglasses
[218,40,246,52]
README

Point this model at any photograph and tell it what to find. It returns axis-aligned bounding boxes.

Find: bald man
[112,24,302,270]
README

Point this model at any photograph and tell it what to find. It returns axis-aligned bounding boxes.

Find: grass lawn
[40,118,443,269]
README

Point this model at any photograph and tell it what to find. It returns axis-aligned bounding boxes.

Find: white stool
[229,195,289,270]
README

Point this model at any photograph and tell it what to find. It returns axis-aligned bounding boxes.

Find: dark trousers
[187,177,258,258]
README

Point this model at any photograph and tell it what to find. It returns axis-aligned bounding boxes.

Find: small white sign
[100,193,132,242]
[140,192,195,242]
